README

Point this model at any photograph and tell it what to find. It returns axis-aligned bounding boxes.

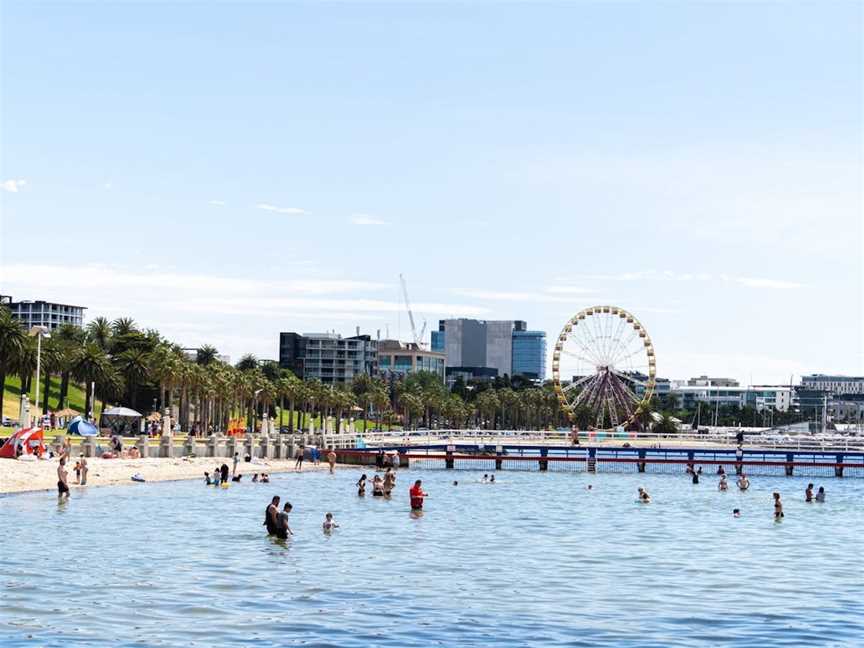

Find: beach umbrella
[55,408,80,418]
[68,418,98,436]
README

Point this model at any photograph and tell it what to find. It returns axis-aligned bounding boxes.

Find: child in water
[322,512,339,532]
[637,487,651,503]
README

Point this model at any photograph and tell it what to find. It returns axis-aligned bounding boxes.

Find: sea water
[1,468,862,647]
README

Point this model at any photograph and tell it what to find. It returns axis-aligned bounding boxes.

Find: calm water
[1,468,862,647]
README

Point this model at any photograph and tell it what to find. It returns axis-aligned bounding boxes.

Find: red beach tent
[0,427,46,459]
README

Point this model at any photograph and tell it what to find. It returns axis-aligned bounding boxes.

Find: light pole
[29,325,51,421]
[252,388,263,434]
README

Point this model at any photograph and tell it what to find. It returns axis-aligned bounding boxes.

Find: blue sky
[1,1,861,384]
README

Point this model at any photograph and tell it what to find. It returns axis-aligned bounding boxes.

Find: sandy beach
[0,456,348,495]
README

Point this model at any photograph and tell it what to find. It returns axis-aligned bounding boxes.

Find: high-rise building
[278,332,377,384]
[377,340,446,381]
[1,294,86,330]
[800,374,864,396]
[434,318,546,382]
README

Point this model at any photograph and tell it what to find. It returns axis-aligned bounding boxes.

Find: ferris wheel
[552,305,656,431]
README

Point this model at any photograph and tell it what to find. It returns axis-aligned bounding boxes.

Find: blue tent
[68,417,98,437]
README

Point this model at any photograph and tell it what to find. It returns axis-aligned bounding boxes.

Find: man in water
[57,457,70,499]
[489,475,496,483]
[264,496,281,536]
[482,474,488,483]
[327,448,336,474]
[805,483,814,502]
[277,502,293,539]
[733,508,741,518]
[737,473,750,491]
[409,479,427,510]
[719,475,728,491]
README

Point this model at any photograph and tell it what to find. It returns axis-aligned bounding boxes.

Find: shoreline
[0,456,353,496]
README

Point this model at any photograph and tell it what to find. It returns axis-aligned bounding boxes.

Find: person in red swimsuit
[409,480,427,510]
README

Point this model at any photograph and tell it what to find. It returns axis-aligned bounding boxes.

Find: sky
[1,1,862,385]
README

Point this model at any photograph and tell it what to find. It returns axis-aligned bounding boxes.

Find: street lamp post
[29,325,51,421]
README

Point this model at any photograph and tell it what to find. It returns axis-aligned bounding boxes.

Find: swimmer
[264,496,280,536]
[637,487,651,503]
[773,492,784,520]
[586,484,593,491]
[733,508,741,518]
[261,473,270,483]
[252,474,259,483]
[277,503,293,539]
[409,479,428,511]
[482,474,488,483]
[453,481,458,486]
[204,471,212,485]
[322,512,339,532]
[232,474,242,483]
[327,448,336,474]
[489,475,496,483]
[57,458,70,499]
[357,474,367,496]
[815,486,825,502]
[382,468,396,496]
[805,483,813,502]
[717,465,726,476]
[372,475,385,496]
[692,470,700,485]
[737,473,750,491]
[719,475,728,491]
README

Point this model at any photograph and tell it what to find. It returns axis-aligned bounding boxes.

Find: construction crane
[399,273,427,348]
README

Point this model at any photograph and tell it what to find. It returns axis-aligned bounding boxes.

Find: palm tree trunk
[43,370,51,414]
[58,371,70,409]
[0,370,6,414]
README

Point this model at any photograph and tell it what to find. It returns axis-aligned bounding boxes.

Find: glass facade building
[511,330,546,380]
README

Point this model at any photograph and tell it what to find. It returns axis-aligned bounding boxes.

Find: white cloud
[1,179,27,192]
[453,289,604,304]
[350,214,387,226]
[208,200,226,206]
[255,203,306,215]
[728,276,803,290]
[543,286,597,295]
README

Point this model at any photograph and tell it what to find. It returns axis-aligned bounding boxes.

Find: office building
[278,332,377,384]
[377,340,446,381]
[800,374,864,396]
[0,294,86,330]
[434,318,546,382]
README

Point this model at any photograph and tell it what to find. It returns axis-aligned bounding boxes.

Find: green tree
[0,306,26,415]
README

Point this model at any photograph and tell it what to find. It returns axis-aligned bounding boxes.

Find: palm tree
[15,336,38,394]
[53,323,85,410]
[196,345,219,366]
[114,347,151,408]
[111,317,138,337]
[235,354,258,372]
[71,343,113,418]
[38,336,64,414]
[86,316,113,351]
[0,306,26,415]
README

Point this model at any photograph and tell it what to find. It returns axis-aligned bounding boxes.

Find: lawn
[2,374,97,423]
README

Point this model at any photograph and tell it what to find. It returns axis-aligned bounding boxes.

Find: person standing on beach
[264,496,280,535]
[294,445,304,472]
[327,448,336,474]
[79,454,88,486]
[57,458,70,499]
[409,479,427,511]
[232,453,239,478]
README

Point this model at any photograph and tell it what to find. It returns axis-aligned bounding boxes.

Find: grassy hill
[2,374,97,423]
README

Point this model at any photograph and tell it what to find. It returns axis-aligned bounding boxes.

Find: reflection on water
[2,468,863,646]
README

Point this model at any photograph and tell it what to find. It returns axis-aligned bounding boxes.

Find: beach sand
[0,456,348,495]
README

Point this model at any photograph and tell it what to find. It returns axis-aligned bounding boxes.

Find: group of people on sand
[292,445,338,473]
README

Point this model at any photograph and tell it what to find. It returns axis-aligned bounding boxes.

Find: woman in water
[773,492,784,520]
[718,475,728,491]
[357,474,367,496]
[815,486,826,502]
[382,468,396,496]
[372,475,385,496]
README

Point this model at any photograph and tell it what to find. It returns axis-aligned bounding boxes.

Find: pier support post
[835,455,844,478]
[539,447,548,472]
[638,449,646,473]
[785,453,794,477]
[225,436,236,459]
[587,447,597,473]
[445,444,454,470]
[259,435,271,459]
[244,434,255,459]
[495,445,503,471]
[183,436,195,457]
[206,435,217,458]
[82,436,97,458]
